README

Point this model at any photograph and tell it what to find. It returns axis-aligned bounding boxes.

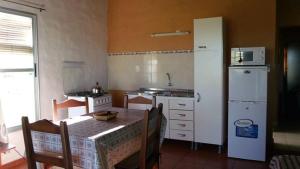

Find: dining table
[32,107,166,169]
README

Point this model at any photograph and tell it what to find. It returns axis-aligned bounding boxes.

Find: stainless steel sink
[157,91,193,97]
[127,88,194,98]
[157,91,172,96]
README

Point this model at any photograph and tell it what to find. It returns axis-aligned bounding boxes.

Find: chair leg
[159,153,162,163]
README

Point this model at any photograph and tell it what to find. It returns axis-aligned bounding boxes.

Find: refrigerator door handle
[244,70,251,74]
[197,93,201,102]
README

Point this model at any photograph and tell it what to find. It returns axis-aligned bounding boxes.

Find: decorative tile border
[108,49,194,56]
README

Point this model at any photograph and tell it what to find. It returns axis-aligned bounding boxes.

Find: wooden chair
[21,116,73,169]
[115,103,163,169]
[52,97,89,121]
[124,95,154,109]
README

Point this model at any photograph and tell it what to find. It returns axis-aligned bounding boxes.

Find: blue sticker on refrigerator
[234,119,258,138]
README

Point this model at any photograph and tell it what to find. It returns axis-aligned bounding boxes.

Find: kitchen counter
[126,88,194,98]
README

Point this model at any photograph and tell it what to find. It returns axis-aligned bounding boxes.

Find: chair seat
[115,151,157,169]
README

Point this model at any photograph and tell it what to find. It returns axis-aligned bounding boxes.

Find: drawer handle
[178,114,186,117]
[177,124,186,127]
[178,133,186,137]
[198,45,207,49]
[178,103,186,106]
[244,70,251,74]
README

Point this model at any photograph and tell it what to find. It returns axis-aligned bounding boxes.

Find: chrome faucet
[166,73,173,87]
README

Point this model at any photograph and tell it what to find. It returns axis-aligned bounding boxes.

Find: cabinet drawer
[170,120,193,130]
[169,99,194,110]
[170,130,193,141]
[170,110,193,120]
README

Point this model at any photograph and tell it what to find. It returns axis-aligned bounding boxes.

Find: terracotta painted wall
[108,0,278,124]
[108,0,276,57]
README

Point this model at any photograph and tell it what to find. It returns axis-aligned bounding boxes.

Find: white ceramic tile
[108,51,194,90]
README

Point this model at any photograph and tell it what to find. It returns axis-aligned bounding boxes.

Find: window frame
[0,7,40,132]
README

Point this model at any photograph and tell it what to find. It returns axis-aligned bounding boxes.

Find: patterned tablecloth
[269,155,300,169]
[32,107,166,169]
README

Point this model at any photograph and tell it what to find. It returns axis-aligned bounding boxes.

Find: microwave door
[242,51,254,62]
[232,50,254,65]
[229,67,267,102]
[231,47,265,66]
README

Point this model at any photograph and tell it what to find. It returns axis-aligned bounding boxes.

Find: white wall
[0,0,108,120]
[0,0,108,164]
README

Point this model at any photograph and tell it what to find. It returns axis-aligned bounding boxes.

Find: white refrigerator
[228,66,268,161]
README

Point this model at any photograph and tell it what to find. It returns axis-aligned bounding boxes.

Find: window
[0,8,38,130]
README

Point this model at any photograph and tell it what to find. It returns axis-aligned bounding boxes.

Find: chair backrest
[22,116,73,169]
[124,95,154,109]
[52,98,89,121]
[157,103,163,145]
[139,103,163,169]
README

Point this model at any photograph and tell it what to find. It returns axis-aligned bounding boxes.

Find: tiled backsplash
[108,50,194,90]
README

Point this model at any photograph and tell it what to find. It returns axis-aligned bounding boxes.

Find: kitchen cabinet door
[194,17,223,52]
[194,50,225,145]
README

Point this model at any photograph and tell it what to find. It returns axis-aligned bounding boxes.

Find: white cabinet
[169,110,193,121]
[169,99,194,110]
[194,17,223,51]
[156,96,194,141]
[170,130,194,141]
[194,17,225,147]
[170,120,193,130]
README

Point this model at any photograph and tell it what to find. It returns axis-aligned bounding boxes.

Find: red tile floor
[12,139,270,169]
[160,140,269,169]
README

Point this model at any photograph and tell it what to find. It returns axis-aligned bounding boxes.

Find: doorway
[279,27,300,122]
[0,8,39,131]
[285,43,300,119]
[274,27,300,154]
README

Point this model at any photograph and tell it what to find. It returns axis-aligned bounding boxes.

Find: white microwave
[231,47,265,66]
